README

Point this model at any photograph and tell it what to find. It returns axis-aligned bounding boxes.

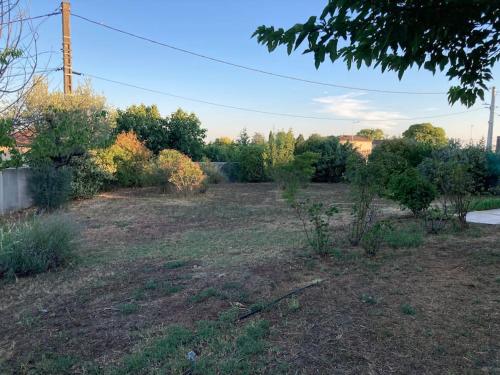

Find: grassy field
[1,183,499,374]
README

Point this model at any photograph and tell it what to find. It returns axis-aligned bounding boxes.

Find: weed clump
[0,215,77,279]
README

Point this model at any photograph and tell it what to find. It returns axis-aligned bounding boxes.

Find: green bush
[383,225,424,249]
[272,151,319,190]
[236,144,267,182]
[360,221,391,257]
[69,154,110,199]
[28,165,72,209]
[388,169,437,215]
[200,162,226,184]
[0,215,77,279]
[295,135,354,182]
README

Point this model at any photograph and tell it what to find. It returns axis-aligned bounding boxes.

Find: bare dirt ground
[0,183,498,374]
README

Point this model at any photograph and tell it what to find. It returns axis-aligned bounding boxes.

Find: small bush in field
[28,165,72,210]
[69,154,111,199]
[388,168,437,215]
[272,151,319,190]
[157,149,205,193]
[95,131,152,187]
[424,207,449,234]
[360,221,391,256]
[200,162,226,184]
[383,225,423,249]
[0,215,77,279]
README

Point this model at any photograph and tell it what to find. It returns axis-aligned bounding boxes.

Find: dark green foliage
[116,106,207,160]
[401,303,416,316]
[272,151,319,190]
[203,140,239,162]
[403,123,447,146]
[383,225,424,249]
[28,166,72,209]
[115,104,168,154]
[27,108,110,168]
[166,109,207,161]
[219,162,240,182]
[236,144,267,182]
[200,162,226,184]
[0,215,77,279]
[388,169,437,215]
[295,134,354,182]
[470,197,500,211]
[253,1,498,106]
[69,155,110,199]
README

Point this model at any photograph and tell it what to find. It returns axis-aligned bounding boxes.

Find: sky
[27,0,499,144]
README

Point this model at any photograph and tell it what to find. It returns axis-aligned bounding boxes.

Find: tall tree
[115,104,167,154]
[403,123,447,146]
[253,1,499,106]
[356,128,385,140]
[165,108,206,161]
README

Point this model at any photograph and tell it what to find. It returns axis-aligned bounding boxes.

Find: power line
[0,11,60,26]
[72,13,447,96]
[73,70,485,122]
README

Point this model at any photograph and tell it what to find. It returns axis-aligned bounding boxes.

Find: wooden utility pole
[486,86,496,151]
[61,0,72,94]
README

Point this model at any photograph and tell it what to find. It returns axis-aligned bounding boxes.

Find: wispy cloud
[313,93,406,128]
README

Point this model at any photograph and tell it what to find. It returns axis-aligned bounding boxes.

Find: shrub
[236,144,267,182]
[286,197,338,255]
[272,151,319,190]
[360,221,391,257]
[69,154,111,199]
[424,207,449,234]
[200,162,226,184]
[383,225,424,248]
[157,149,205,192]
[346,155,381,245]
[28,165,72,209]
[295,135,354,182]
[95,131,152,187]
[0,215,77,279]
[388,169,437,215]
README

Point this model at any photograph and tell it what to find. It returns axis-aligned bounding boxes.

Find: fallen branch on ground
[238,278,324,321]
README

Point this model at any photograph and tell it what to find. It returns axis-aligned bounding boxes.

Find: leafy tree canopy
[403,123,447,146]
[356,128,385,140]
[253,1,499,106]
[115,104,167,154]
[166,108,206,161]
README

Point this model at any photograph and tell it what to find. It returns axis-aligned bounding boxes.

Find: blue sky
[30,1,498,143]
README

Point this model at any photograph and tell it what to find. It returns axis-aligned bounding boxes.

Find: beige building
[338,135,373,157]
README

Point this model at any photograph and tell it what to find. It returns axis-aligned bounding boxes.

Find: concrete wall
[0,167,32,215]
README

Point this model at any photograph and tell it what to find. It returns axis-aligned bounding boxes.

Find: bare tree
[0,0,41,119]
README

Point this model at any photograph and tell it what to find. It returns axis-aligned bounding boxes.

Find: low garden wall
[0,167,32,215]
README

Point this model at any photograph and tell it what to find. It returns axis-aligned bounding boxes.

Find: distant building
[338,135,372,157]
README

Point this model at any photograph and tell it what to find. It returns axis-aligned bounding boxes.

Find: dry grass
[0,183,498,374]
